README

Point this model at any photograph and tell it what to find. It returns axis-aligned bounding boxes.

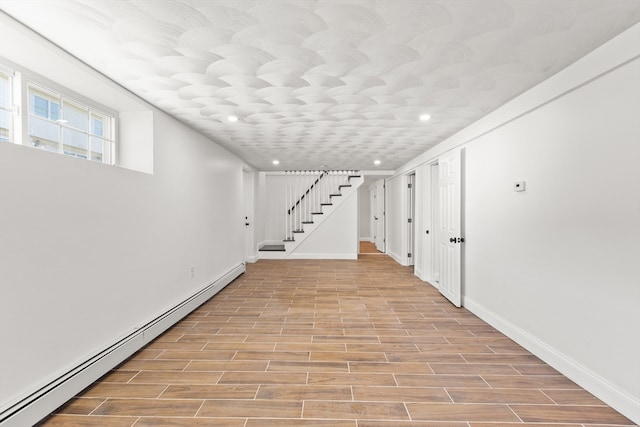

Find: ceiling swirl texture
[1,0,638,170]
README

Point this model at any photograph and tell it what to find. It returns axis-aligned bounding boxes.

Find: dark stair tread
[292,229,304,233]
[283,238,295,242]
[259,244,286,252]
[338,184,352,188]
[302,221,314,224]
[311,212,323,215]
[348,175,361,179]
[320,203,332,206]
[330,193,341,197]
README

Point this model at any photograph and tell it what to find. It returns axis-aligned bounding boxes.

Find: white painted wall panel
[395,25,640,422]
[292,190,358,259]
[0,24,246,413]
[358,186,371,241]
[464,57,640,407]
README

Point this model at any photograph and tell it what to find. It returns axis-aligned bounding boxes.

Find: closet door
[438,149,462,307]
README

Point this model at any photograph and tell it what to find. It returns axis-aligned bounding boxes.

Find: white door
[438,149,462,307]
[242,170,254,263]
[374,180,385,252]
[407,174,415,266]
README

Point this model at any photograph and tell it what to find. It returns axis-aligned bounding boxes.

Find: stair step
[330,193,341,197]
[302,221,314,224]
[320,203,332,206]
[312,212,323,215]
[338,184,352,189]
[283,238,295,242]
[259,244,286,252]
[292,229,304,233]
[348,175,361,179]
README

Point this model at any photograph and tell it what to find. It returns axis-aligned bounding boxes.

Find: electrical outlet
[189,266,195,279]
[513,181,526,192]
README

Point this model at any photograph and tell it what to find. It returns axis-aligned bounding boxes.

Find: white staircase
[259,171,363,259]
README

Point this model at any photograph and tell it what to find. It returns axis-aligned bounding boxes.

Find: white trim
[288,253,357,260]
[386,249,404,266]
[359,238,373,243]
[463,297,640,425]
[0,263,245,427]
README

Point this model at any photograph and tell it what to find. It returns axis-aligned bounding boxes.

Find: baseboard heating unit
[0,263,245,427]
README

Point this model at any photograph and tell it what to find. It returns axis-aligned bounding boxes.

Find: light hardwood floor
[359,241,382,254]
[38,255,633,426]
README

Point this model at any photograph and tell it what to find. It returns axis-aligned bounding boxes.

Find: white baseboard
[0,263,245,427]
[288,252,357,260]
[359,238,373,242]
[463,296,640,425]
[387,249,404,265]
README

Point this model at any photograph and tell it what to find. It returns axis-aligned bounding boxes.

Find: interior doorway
[373,180,386,253]
[407,173,416,268]
[422,149,464,307]
[242,169,255,263]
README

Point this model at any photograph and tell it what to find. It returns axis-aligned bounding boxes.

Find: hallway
[39,256,633,426]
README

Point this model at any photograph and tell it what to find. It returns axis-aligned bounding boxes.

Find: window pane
[50,102,60,121]
[63,127,88,150]
[26,83,115,164]
[90,136,108,162]
[92,117,103,136]
[63,150,87,159]
[33,96,49,118]
[63,100,87,130]
[29,115,60,143]
[0,75,10,109]
[0,110,10,142]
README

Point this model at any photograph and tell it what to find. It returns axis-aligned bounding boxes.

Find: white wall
[465,56,639,415]
[395,24,640,422]
[292,190,358,259]
[385,174,406,265]
[358,185,371,241]
[0,17,247,414]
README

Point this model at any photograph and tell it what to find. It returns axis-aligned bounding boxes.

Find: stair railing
[284,170,359,242]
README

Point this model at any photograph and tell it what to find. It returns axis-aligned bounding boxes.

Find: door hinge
[407,253,412,258]
[408,183,412,188]
[407,218,412,223]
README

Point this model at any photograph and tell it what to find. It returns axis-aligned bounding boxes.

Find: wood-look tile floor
[38,256,634,426]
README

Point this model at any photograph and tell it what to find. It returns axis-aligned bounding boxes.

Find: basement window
[27,84,115,164]
[0,62,117,165]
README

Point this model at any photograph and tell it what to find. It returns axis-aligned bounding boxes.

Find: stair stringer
[287,175,362,258]
[259,175,363,259]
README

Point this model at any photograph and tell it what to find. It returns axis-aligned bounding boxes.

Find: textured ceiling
[1,0,638,171]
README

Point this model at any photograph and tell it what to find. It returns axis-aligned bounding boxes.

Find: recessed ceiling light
[374,160,381,165]
[227,115,238,122]
[419,113,431,121]
[272,160,280,165]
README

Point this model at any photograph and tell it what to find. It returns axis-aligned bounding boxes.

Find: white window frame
[0,65,21,144]
[1,58,117,165]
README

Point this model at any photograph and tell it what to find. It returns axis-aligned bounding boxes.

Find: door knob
[449,237,456,243]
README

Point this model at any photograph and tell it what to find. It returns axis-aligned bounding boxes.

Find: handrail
[284,170,360,241]
[288,171,326,215]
